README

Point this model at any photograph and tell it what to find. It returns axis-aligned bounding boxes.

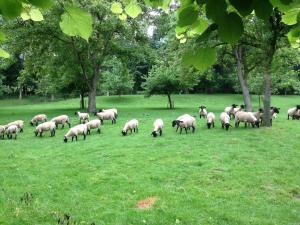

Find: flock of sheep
[0,104,299,142]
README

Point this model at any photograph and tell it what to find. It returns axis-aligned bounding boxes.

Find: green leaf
[29,8,43,21]
[0,0,22,19]
[119,13,127,20]
[193,47,216,72]
[175,26,188,35]
[177,5,199,27]
[59,5,93,41]
[206,0,227,24]
[180,38,187,43]
[229,0,254,16]
[182,51,196,67]
[0,48,10,58]
[287,26,300,48]
[0,31,6,42]
[218,12,243,43]
[25,0,53,9]
[187,18,208,37]
[254,0,273,20]
[21,11,31,20]
[111,2,123,14]
[125,1,142,18]
[282,8,300,25]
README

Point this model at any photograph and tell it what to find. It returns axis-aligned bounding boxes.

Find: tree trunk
[51,94,55,101]
[80,92,85,109]
[263,65,272,127]
[19,86,22,100]
[88,72,99,113]
[235,45,252,112]
[167,93,173,109]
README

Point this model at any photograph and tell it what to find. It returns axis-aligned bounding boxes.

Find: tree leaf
[206,0,227,24]
[0,0,22,19]
[25,0,53,9]
[29,8,44,21]
[282,8,300,25]
[187,18,208,37]
[21,11,31,20]
[229,0,254,16]
[125,1,142,18]
[254,0,273,20]
[119,13,127,20]
[0,31,6,42]
[287,26,300,48]
[193,47,216,72]
[111,2,123,14]
[177,5,199,27]
[218,12,243,43]
[0,48,10,58]
[59,5,93,41]
[182,51,195,67]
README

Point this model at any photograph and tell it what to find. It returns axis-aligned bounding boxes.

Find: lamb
[206,112,216,129]
[99,108,118,118]
[151,119,164,137]
[199,106,208,118]
[75,111,89,124]
[172,114,196,134]
[51,115,71,129]
[122,119,138,136]
[235,111,260,128]
[287,105,300,120]
[220,112,231,131]
[64,124,88,143]
[94,111,116,124]
[30,114,47,126]
[85,119,101,134]
[0,125,5,139]
[5,125,19,139]
[172,114,191,132]
[224,104,238,119]
[6,120,24,132]
[34,121,56,137]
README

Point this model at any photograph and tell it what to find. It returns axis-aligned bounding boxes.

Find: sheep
[269,107,280,126]
[6,120,24,132]
[287,105,300,120]
[206,112,216,129]
[51,115,71,129]
[5,125,19,139]
[252,108,263,121]
[151,119,164,137]
[172,114,191,132]
[99,108,118,119]
[75,111,89,124]
[85,119,101,134]
[0,125,5,139]
[64,124,88,143]
[30,114,47,126]
[122,119,138,136]
[294,106,300,120]
[199,106,208,118]
[94,111,116,124]
[225,104,238,119]
[232,105,245,117]
[220,112,231,131]
[172,114,196,134]
[235,111,260,128]
[34,121,56,137]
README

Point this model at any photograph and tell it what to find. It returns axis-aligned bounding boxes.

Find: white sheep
[287,105,300,120]
[51,115,71,129]
[30,114,47,126]
[232,105,245,117]
[99,108,118,118]
[199,106,208,118]
[94,111,116,124]
[85,119,101,134]
[220,112,231,130]
[151,119,164,137]
[0,125,5,139]
[75,111,90,124]
[122,119,138,136]
[172,114,191,132]
[225,104,238,119]
[235,111,260,128]
[35,121,56,137]
[64,124,88,143]
[206,112,216,129]
[5,125,19,139]
[172,114,196,134]
[6,120,24,132]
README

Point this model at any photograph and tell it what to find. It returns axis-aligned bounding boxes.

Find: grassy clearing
[0,94,299,225]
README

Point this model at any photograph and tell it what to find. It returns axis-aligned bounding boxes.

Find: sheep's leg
[97,128,101,134]
[68,122,71,128]
[180,127,183,134]
[40,131,43,137]
[20,128,23,133]
[221,123,224,129]
[136,127,138,133]
[159,130,162,136]
[72,136,74,142]
[185,127,188,134]
[36,122,38,126]
[62,123,65,129]
[176,126,179,132]
[75,135,78,141]
[83,134,86,140]
[192,126,195,133]
[15,134,17,140]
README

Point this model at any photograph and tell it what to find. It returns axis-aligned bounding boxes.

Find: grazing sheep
[172,114,196,134]
[94,111,116,124]
[34,121,56,137]
[122,119,138,136]
[220,112,231,131]
[6,120,24,132]
[207,112,216,129]
[51,115,71,129]
[225,104,238,119]
[172,114,191,132]
[75,111,89,124]
[64,124,88,143]
[235,111,260,128]
[85,119,101,134]
[151,119,164,137]
[99,108,118,118]
[287,105,300,120]
[30,114,47,126]
[5,125,19,139]
[0,125,5,139]
[199,106,208,118]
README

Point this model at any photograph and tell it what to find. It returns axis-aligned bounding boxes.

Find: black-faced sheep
[75,111,89,124]
[207,112,216,129]
[6,125,19,139]
[220,112,231,131]
[122,119,138,136]
[86,119,101,134]
[94,111,116,124]
[34,121,56,137]
[30,114,47,126]
[51,115,71,129]
[199,106,208,118]
[151,119,164,137]
[172,114,196,134]
[64,124,88,143]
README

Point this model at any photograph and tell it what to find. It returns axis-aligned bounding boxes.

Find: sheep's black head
[74,112,78,116]
[272,107,280,114]
[207,123,212,129]
[254,120,260,128]
[64,136,68,143]
[259,108,263,113]
[240,105,245,109]
[172,120,177,127]
[296,105,300,110]
[121,130,127,136]
[199,105,206,109]
[151,131,158,137]
[232,104,237,108]
[225,123,230,130]
[93,112,97,116]
[98,109,104,112]
[30,121,34,126]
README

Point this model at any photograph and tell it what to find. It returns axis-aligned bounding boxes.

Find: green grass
[0,94,300,225]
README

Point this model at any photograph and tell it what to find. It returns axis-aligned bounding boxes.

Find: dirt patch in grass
[136,196,158,209]
[294,195,300,200]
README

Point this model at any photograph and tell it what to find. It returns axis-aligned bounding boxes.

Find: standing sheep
[199,106,208,118]
[172,114,196,134]
[64,124,88,143]
[151,119,164,137]
[235,111,260,128]
[51,115,71,129]
[85,119,101,134]
[6,120,24,132]
[30,114,47,126]
[122,119,139,136]
[287,105,300,120]
[5,125,19,139]
[99,108,118,119]
[94,111,116,124]
[75,111,90,124]
[34,121,56,137]
[224,104,238,119]
[206,112,216,129]
[0,125,5,139]
[172,114,191,132]
[220,112,231,131]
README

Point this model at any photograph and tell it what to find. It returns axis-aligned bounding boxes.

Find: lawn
[0,94,299,225]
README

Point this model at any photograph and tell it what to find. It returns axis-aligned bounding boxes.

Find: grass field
[0,94,300,225]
